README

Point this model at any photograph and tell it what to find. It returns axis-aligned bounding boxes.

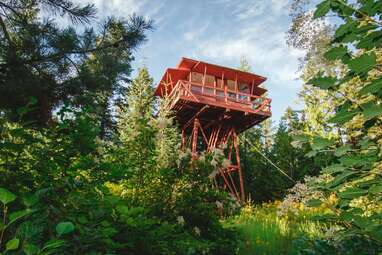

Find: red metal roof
[155,57,267,97]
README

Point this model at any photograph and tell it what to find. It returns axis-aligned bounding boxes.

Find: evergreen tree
[117,67,156,185]
[0,1,152,131]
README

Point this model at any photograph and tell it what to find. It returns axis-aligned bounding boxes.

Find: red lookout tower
[155,58,271,201]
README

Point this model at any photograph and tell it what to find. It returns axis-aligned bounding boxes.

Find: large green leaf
[329,109,360,124]
[357,30,382,50]
[322,164,347,174]
[359,77,382,95]
[324,46,348,60]
[339,187,367,199]
[7,209,34,228]
[369,185,382,194]
[308,76,337,89]
[56,222,75,236]
[40,240,65,252]
[23,244,39,255]
[311,137,334,150]
[328,171,355,188]
[334,144,352,157]
[362,103,382,120]
[347,52,377,73]
[0,188,17,205]
[314,0,331,18]
[5,238,20,251]
[335,21,357,40]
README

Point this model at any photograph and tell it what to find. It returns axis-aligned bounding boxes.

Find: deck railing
[166,80,271,114]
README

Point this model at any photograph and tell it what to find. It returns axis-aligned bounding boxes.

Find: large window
[238,83,249,93]
[238,83,249,101]
[190,72,203,84]
[227,80,236,91]
[204,74,215,87]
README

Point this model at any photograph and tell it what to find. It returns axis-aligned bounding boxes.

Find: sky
[76,0,307,124]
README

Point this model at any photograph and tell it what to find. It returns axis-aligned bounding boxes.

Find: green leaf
[359,78,382,96]
[347,52,377,74]
[308,76,337,89]
[329,109,360,124]
[314,0,331,18]
[334,144,352,157]
[22,194,39,208]
[7,209,34,228]
[56,221,75,236]
[23,244,39,255]
[5,238,20,251]
[306,199,322,207]
[335,21,356,40]
[322,164,346,174]
[311,137,334,150]
[328,171,355,188]
[0,188,17,205]
[305,150,318,158]
[357,30,382,50]
[362,103,382,120]
[40,240,65,252]
[339,187,367,199]
[324,46,348,60]
[369,185,382,194]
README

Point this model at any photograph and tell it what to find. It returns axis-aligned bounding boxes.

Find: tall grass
[225,202,328,255]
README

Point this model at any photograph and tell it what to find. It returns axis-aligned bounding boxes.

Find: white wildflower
[193,226,201,236]
[222,158,231,169]
[177,216,185,226]
[215,201,223,209]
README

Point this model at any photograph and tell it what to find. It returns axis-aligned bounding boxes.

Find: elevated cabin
[155,58,271,201]
[155,57,271,135]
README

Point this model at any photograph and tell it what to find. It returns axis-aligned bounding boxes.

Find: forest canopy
[0,0,381,254]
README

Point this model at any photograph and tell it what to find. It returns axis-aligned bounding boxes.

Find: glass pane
[228,92,236,100]
[190,72,203,84]
[191,85,202,94]
[239,95,248,101]
[216,91,225,97]
[227,80,235,91]
[204,87,214,94]
[238,83,249,93]
[205,74,215,87]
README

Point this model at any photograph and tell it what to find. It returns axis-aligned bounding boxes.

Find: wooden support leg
[191,118,199,157]
[233,130,245,201]
[181,128,186,151]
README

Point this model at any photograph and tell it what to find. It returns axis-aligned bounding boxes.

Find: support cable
[244,137,296,183]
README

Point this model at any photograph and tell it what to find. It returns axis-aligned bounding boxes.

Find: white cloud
[236,0,267,20]
[194,15,304,86]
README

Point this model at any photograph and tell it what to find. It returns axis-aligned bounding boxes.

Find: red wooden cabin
[155,57,271,200]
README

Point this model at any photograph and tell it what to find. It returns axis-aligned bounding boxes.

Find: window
[204,87,214,95]
[190,72,203,84]
[216,78,224,89]
[238,83,249,93]
[204,74,215,87]
[238,83,249,101]
[227,80,235,91]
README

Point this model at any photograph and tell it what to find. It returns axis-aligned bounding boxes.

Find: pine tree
[0,1,152,130]
[117,67,156,185]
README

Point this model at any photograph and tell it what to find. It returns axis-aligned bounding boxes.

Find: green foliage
[294,0,382,252]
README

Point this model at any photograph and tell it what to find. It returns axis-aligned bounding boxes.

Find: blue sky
[77,0,308,124]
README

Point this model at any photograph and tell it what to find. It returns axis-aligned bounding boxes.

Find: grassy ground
[225,202,328,255]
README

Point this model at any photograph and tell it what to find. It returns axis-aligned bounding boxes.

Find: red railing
[166,80,271,114]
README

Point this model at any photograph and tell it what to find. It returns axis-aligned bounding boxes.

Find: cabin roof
[155,57,267,97]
